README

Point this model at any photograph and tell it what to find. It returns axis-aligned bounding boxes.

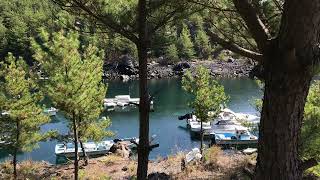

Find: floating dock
[104,95,153,108]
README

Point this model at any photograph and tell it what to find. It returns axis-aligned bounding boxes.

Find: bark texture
[205,0,320,180]
[215,0,320,179]
[137,0,150,179]
[72,115,79,180]
[79,140,88,166]
[13,121,19,180]
[254,1,320,178]
[255,58,312,179]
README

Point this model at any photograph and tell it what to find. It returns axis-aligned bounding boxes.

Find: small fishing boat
[210,129,258,148]
[55,140,114,158]
[189,121,212,135]
[44,107,58,116]
[186,115,212,135]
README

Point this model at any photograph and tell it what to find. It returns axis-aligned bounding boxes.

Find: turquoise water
[0,78,262,164]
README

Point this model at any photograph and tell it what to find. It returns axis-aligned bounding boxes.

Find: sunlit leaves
[32,30,112,143]
[182,66,228,122]
[0,53,51,154]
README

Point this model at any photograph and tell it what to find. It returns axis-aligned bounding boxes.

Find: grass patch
[99,154,124,166]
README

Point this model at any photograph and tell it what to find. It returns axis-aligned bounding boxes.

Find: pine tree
[165,44,179,63]
[0,53,53,179]
[31,30,112,179]
[178,24,195,60]
[182,66,228,154]
[195,29,212,59]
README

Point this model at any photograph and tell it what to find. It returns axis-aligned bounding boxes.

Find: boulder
[116,54,138,75]
[148,172,170,180]
[109,141,131,158]
[172,62,190,72]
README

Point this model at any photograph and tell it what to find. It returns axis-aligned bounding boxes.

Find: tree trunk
[200,121,203,155]
[72,115,79,180]
[136,0,149,180]
[13,149,17,180]
[13,121,20,180]
[79,140,88,166]
[78,117,88,166]
[254,55,313,179]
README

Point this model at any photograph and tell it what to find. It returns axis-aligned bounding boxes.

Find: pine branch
[232,0,271,52]
[207,31,263,61]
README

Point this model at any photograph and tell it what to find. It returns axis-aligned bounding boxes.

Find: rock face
[103,58,254,80]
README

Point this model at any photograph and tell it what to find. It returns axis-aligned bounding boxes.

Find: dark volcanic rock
[172,62,191,72]
[103,57,254,80]
[116,54,138,75]
[148,172,170,180]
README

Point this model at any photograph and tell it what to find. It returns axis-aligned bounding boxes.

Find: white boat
[218,108,260,125]
[1,111,10,116]
[44,107,58,116]
[212,120,248,134]
[211,129,258,146]
[217,108,237,120]
[104,95,153,108]
[186,115,212,135]
[234,113,260,124]
[243,148,258,154]
[0,139,6,146]
[55,140,114,158]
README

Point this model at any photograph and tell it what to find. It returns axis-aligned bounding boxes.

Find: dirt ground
[0,147,256,180]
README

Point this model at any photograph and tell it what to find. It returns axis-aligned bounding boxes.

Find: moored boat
[212,119,247,134]
[104,95,153,109]
[44,107,58,116]
[210,129,258,149]
[55,140,114,158]
[186,115,212,135]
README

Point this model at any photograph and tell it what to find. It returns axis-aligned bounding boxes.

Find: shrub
[165,44,179,63]
[203,146,223,166]
[177,24,195,60]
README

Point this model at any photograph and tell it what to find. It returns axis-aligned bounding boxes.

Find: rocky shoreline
[103,55,255,81]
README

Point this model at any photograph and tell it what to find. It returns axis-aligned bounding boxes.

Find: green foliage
[301,81,320,162]
[106,35,138,61]
[0,53,52,154]
[178,24,195,60]
[165,44,179,63]
[182,66,228,122]
[0,0,59,63]
[31,30,112,142]
[195,29,212,59]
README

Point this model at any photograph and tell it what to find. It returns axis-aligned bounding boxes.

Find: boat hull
[56,150,109,158]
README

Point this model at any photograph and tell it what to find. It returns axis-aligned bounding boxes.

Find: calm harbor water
[0,78,262,164]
